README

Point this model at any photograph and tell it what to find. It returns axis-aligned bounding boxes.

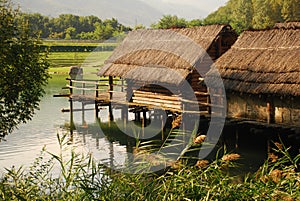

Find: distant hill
[12,0,207,26]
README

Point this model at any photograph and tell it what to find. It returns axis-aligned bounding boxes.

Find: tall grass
[0,131,299,200]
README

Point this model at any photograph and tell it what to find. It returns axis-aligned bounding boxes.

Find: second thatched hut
[207,22,300,126]
[98,25,237,115]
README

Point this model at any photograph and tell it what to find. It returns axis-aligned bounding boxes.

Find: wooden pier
[53,76,227,127]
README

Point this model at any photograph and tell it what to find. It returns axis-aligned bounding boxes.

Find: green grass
[43,40,118,47]
[48,51,112,76]
[44,40,114,75]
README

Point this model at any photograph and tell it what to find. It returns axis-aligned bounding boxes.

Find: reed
[0,132,299,201]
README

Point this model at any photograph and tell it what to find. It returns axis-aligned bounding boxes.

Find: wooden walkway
[53,77,226,124]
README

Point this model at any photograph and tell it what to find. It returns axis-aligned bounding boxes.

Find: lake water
[0,75,298,174]
[0,75,128,173]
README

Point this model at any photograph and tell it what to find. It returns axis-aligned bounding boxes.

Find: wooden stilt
[109,76,114,122]
[135,112,141,122]
[207,88,212,115]
[109,142,114,169]
[95,81,99,119]
[141,115,145,138]
[69,79,75,138]
[122,106,128,131]
[235,129,239,149]
[161,114,164,141]
[81,82,85,125]
[143,110,147,126]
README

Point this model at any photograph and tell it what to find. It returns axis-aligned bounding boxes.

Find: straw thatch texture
[98,25,233,85]
[208,27,300,96]
[274,22,300,29]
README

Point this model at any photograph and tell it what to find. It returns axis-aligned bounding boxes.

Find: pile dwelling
[207,22,300,127]
[56,25,238,128]
[96,25,237,123]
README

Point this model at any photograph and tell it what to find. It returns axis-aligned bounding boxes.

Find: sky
[143,0,227,15]
[140,0,228,20]
[12,0,229,26]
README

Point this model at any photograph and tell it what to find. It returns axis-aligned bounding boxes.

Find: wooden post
[95,81,99,119]
[82,82,85,125]
[135,111,141,122]
[109,76,114,122]
[109,141,114,169]
[121,78,125,92]
[207,88,212,115]
[235,128,239,149]
[143,110,147,126]
[121,106,128,131]
[267,100,275,124]
[69,79,75,138]
[161,114,164,141]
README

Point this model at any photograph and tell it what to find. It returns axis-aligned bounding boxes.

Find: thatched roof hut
[274,21,300,29]
[98,25,237,86]
[208,25,300,97]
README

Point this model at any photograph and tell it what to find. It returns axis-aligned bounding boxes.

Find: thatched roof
[208,25,300,96]
[274,22,300,29]
[98,25,234,85]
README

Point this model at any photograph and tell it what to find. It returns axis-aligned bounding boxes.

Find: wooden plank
[132,96,181,106]
[53,94,70,98]
[132,100,182,111]
[133,90,180,101]
[61,108,95,112]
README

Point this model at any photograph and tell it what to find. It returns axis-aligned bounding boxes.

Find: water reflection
[0,75,299,175]
[0,75,129,172]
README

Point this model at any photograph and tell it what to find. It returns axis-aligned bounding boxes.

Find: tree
[204,1,235,26]
[203,0,300,33]
[252,0,274,29]
[231,0,253,33]
[188,19,204,27]
[65,26,76,39]
[133,24,146,30]
[0,0,49,139]
[151,15,188,29]
[281,0,300,21]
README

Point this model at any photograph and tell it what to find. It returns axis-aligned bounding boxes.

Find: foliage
[151,15,188,29]
[19,12,132,40]
[0,0,49,138]
[133,24,146,30]
[0,130,299,200]
[204,0,300,33]
[151,15,206,29]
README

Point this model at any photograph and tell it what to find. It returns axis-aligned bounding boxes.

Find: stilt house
[208,22,300,126]
[98,25,237,114]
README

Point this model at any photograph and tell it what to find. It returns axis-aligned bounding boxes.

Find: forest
[20,13,132,40]
[20,0,300,40]
[204,0,300,33]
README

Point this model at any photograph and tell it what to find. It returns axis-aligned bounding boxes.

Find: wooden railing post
[69,79,75,137]
[109,76,114,121]
[95,81,99,119]
[267,100,275,124]
[121,78,125,92]
[82,82,85,125]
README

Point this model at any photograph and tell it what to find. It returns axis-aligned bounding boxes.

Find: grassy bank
[0,132,299,200]
[44,40,114,75]
[43,40,118,47]
[48,51,112,69]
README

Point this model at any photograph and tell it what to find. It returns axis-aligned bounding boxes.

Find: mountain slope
[13,0,164,26]
[12,0,207,26]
